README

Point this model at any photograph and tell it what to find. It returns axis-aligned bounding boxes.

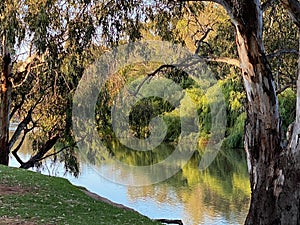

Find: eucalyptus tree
[0,0,97,174]
[96,0,300,223]
[175,0,300,224]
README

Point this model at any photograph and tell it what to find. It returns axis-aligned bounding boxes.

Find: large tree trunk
[0,40,11,166]
[220,0,300,224]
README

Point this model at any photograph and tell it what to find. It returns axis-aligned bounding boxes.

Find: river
[9,138,250,225]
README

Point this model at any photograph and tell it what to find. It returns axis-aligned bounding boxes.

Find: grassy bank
[0,165,161,225]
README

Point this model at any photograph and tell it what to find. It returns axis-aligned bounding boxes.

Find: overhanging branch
[267,49,298,59]
[201,56,240,67]
[179,0,234,22]
[20,134,60,169]
[12,127,34,167]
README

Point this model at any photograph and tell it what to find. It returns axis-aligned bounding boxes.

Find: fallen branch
[154,218,184,225]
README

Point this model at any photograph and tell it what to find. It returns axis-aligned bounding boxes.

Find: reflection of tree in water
[125,148,250,225]
[103,140,176,167]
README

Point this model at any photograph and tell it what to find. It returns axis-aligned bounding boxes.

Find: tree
[180,0,300,224]
[0,0,97,173]
[0,0,202,170]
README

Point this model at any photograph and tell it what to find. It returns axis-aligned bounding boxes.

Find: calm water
[9,138,250,225]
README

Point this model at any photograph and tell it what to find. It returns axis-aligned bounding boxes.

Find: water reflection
[10,137,250,225]
[124,146,250,225]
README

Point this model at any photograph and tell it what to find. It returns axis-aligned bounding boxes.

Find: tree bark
[0,40,11,166]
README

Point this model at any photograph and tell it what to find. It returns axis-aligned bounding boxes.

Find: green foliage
[278,88,296,133]
[162,110,181,142]
[95,64,193,142]
[129,97,174,139]
[222,113,246,149]
[264,4,298,90]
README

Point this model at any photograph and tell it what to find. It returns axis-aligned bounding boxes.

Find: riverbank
[0,165,161,225]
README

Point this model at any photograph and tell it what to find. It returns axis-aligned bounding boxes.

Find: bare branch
[131,54,240,97]
[10,94,25,120]
[20,134,60,169]
[9,113,32,151]
[154,219,183,225]
[130,65,176,96]
[11,129,33,166]
[9,97,42,150]
[267,49,298,59]
[195,28,214,54]
[201,56,240,67]
[11,69,32,88]
[11,52,47,88]
[38,145,72,162]
[276,83,296,95]
[148,65,176,77]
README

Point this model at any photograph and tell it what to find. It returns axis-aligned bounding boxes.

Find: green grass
[0,165,161,225]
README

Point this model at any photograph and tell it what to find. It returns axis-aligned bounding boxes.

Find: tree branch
[11,52,46,88]
[17,53,39,73]
[130,65,176,96]
[201,56,240,67]
[179,0,234,21]
[10,93,25,120]
[9,113,32,151]
[276,83,296,95]
[38,145,72,162]
[9,97,42,150]
[154,219,183,225]
[131,54,240,98]
[20,134,60,169]
[280,0,300,28]
[12,132,27,166]
[11,127,35,166]
[267,49,298,59]
[195,28,214,54]
[148,65,176,77]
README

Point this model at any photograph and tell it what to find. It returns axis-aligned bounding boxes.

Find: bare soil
[0,185,36,225]
[0,217,37,225]
[0,184,28,195]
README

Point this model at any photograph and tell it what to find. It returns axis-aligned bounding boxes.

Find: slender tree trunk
[0,39,11,166]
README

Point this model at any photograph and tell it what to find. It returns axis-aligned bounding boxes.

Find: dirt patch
[0,184,28,195]
[0,217,37,225]
[0,186,35,224]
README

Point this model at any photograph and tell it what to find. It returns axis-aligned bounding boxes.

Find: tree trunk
[220,0,300,224]
[0,42,11,166]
